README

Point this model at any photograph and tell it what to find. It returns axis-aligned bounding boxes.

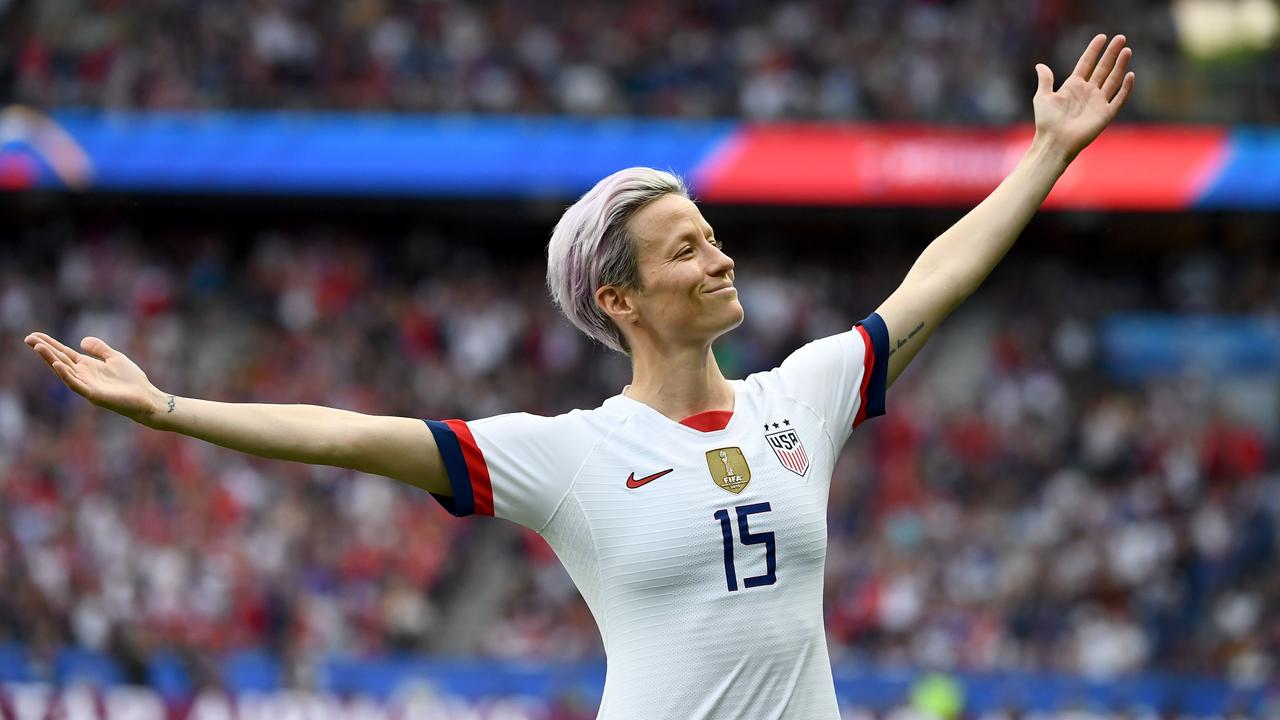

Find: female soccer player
[26,35,1133,720]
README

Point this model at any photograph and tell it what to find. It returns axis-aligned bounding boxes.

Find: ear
[595,284,638,327]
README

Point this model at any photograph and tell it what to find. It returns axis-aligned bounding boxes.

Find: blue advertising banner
[0,106,735,197]
[1100,314,1280,381]
[0,645,1261,716]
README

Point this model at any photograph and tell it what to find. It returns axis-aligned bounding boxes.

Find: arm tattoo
[167,395,176,413]
[888,322,926,356]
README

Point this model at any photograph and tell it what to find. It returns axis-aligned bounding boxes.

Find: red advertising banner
[696,124,1228,210]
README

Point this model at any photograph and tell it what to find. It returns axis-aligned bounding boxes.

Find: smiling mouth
[705,286,736,295]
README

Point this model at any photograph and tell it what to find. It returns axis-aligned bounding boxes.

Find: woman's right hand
[24,332,165,425]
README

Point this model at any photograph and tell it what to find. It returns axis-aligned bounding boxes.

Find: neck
[624,340,734,421]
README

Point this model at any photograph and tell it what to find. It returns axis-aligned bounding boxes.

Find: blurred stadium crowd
[3,0,1277,123]
[0,217,1277,693]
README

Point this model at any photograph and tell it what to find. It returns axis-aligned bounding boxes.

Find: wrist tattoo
[167,395,176,413]
[889,322,926,356]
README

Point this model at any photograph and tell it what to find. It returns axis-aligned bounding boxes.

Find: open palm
[1033,34,1135,163]
[24,332,160,423]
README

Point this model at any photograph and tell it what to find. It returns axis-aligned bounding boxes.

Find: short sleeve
[775,312,889,442]
[423,412,587,531]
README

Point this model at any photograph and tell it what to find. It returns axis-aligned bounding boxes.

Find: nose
[707,242,734,277]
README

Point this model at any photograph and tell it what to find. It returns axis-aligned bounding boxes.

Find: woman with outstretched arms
[26,35,1134,720]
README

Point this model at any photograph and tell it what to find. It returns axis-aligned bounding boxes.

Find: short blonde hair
[545,167,688,354]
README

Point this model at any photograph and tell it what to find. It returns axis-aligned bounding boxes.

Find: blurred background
[2,1,1280,718]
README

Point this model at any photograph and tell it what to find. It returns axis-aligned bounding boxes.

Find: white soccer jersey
[425,313,889,720]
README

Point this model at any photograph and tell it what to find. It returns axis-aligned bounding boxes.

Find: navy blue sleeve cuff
[424,419,476,517]
[856,312,889,420]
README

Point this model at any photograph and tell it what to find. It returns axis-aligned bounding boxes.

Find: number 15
[713,502,776,591]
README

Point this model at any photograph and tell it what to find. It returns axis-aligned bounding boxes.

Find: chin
[729,301,745,327]
[716,303,746,335]
[687,301,745,344]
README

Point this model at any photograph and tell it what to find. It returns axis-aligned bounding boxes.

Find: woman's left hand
[1033,34,1135,164]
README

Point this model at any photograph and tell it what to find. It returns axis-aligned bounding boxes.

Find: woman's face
[617,194,744,350]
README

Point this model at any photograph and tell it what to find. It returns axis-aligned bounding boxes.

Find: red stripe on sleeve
[445,419,495,516]
[852,325,876,429]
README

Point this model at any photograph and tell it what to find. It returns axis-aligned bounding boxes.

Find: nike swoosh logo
[626,468,674,489]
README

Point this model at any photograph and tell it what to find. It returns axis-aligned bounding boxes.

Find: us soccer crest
[706,447,751,494]
[766,427,809,476]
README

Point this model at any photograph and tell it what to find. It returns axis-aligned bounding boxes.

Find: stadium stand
[4,0,1277,123]
[2,214,1276,694]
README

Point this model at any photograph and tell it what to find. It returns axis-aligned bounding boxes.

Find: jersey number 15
[713,502,776,591]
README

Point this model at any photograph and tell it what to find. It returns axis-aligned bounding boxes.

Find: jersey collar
[678,410,733,432]
[609,386,741,435]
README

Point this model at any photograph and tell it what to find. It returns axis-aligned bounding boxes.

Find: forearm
[143,389,366,467]
[906,135,1071,296]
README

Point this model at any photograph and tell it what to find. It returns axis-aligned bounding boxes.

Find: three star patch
[764,419,808,476]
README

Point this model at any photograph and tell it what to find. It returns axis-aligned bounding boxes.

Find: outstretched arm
[876,34,1135,387]
[23,332,449,495]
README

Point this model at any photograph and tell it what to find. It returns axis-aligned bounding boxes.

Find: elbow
[905,269,971,313]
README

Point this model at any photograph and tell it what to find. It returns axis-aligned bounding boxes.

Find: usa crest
[706,447,751,494]
[766,428,809,476]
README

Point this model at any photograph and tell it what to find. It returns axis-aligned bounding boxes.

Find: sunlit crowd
[5,0,1277,123]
